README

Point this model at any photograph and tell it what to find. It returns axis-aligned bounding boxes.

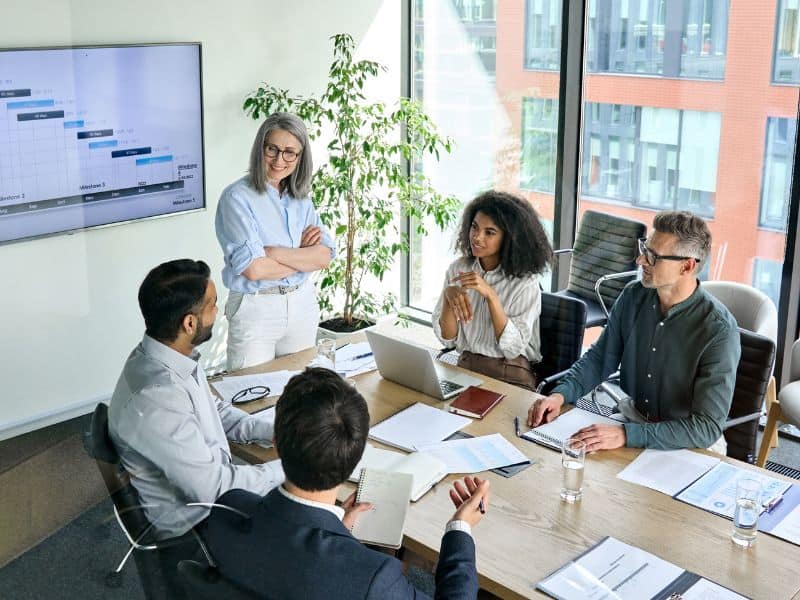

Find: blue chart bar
[136,155,173,165]
[88,140,118,149]
[7,99,55,109]
[111,147,151,158]
[63,120,85,128]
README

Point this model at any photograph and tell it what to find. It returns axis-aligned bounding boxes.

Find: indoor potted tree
[243,33,460,335]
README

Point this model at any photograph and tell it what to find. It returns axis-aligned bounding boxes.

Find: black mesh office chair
[554,210,646,328]
[83,403,214,598]
[534,292,587,394]
[177,560,258,600]
[724,328,776,463]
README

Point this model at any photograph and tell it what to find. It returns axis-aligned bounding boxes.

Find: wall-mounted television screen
[0,43,204,245]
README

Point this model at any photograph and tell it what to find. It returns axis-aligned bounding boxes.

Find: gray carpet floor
[2,434,798,599]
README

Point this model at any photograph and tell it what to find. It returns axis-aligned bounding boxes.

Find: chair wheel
[105,571,124,588]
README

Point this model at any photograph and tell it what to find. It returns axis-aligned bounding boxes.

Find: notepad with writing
[349,444,447,501]
[448,386,505,419]
[350,468,413,549]
[521,407,620,451]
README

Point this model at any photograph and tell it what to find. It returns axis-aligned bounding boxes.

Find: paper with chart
[416,434,529,474]
[675,461,791,519]
[334,342,377,376]
[210,370,298,404]
[369,403,470,451]
[616,449,721,496]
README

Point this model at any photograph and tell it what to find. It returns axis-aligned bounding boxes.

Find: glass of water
[317,337,336,371]
[561,438,586,503]
[732,478,761,547]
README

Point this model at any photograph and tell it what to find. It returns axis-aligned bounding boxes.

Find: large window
[408,0,798,348]
[585,0,729,79]
[775,0,800,83]
[579,103,719,216]
[761,117,796,230]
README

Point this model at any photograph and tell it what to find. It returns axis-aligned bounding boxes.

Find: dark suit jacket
[204,488,478,600]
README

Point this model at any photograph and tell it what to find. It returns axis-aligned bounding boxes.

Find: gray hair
[248,112,313,198]
[652,211,711,266]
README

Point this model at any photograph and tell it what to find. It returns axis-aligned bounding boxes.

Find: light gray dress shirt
[108,334,282,538]
[432,257,543,363]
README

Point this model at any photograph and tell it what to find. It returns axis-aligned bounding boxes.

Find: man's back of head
[275,367,369,491]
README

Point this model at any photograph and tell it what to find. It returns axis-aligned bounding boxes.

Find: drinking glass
[317,337,336,370]
[732,478,761,547]
[561,438,586,503]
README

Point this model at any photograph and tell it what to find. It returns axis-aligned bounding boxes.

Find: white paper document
[416,434,529,474]
[675,462,792,519]
[369,403,470,451]
[681,578,748,600]
[538,536,684,600]
[522,407,620,451]
[211,370,298,404]
[616,449,721,496]
[768,502,800,545]
[349,444,448,501]
[334,341,378,376]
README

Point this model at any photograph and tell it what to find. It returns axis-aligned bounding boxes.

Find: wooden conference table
[229,325,800,600]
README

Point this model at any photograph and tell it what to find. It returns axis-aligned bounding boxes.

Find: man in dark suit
[204,367,489,599]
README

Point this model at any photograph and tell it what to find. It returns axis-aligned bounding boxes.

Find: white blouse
[432,257,542,363]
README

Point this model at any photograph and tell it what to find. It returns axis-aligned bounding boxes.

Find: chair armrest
[536,369,570,394]
[723,412,762,429]
[553,248,574,256]
[594,270,639,317]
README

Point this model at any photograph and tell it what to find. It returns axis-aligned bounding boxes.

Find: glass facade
[760,117,796,230]
[525,0,562,70]
[585,0,729,79]
[775,0,800,83]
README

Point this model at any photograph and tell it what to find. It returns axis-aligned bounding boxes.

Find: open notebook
[522,407,620,451]
[349,444,447,502]
[350,468,413,549]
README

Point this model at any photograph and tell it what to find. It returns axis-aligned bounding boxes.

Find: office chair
[534,291,587,394]
[177,560,258,600]
[701,281,780,460]
[554,210,646,328]
[83,403,214,599]
[723,328,776,463]
[758,337,800,467]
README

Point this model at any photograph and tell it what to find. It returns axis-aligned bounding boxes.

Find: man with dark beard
[109,259,282,543]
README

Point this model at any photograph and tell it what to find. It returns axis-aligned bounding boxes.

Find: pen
[514,416,521,438]
[478,498,486,514]
[353,352,373,360]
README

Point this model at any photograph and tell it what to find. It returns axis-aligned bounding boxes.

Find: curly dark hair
[455,190,553,278]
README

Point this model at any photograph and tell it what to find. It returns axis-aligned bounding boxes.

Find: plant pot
[317,317,376,342]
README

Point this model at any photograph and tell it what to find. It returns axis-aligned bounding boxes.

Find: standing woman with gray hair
[216,112,334,370]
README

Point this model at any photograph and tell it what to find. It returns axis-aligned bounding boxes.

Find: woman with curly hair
[432,190,553,390]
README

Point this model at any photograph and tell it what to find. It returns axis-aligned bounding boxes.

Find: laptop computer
[365,330,482,400]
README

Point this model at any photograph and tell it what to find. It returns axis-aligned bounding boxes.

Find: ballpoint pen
[514,416,521,437]
[352,352,373,360]
[479,498,486,514]
[765,494,784,513]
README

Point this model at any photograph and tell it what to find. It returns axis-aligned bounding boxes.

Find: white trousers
[225,282,319,371]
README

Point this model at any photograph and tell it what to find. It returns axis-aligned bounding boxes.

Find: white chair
[757,338,800,466]
[701,281,780,464]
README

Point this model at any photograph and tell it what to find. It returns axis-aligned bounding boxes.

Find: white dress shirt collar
[141,334,201,381]
[278,485,346,521]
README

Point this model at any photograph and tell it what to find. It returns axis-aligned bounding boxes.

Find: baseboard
[0,395,108,443]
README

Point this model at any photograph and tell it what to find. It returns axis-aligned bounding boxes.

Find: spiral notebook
[521,407,620,451]
[349,468,414,549]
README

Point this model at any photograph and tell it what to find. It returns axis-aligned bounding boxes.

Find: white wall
[0,0,401,439]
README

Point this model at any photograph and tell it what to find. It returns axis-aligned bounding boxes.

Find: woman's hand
[300,225,322,247]
[444,285,473,323]
[452,271,495,300]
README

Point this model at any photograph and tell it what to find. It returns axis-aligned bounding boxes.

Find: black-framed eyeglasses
[637,238,700,267]
[264,143,301,163]
[232,385,270,403]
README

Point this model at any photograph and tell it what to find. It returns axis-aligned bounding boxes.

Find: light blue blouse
[215,176,335,294]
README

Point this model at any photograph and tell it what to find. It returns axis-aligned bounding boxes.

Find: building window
[580,102,719,216]
[753,258,782,309]
[586,0,729,80]
[760,117,796,231]
[525,0,562,71]
[521,97,559,192]
[774,0,800,83]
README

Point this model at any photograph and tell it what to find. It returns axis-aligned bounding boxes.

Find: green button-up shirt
[553,281,741,449]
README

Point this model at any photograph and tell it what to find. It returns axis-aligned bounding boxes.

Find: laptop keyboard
[440,379,462,396]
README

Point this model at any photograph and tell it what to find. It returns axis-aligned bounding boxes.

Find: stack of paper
[616,449,720,496]
[369,403,470,451]
[416,434,529,474]
[334,342,377,376]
